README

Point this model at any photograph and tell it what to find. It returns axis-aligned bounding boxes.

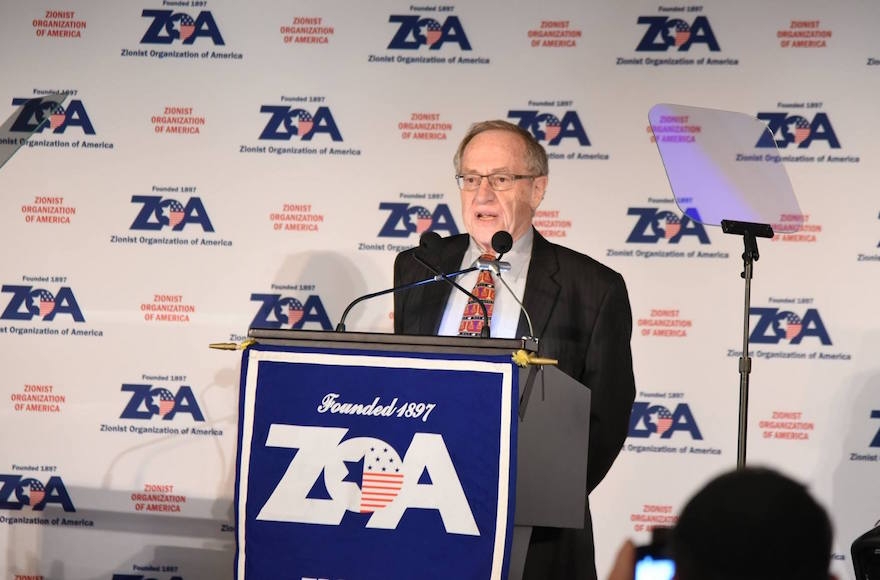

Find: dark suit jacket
[393,229,636,580]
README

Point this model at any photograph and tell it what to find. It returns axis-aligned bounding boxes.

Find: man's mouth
[476,212,497,221]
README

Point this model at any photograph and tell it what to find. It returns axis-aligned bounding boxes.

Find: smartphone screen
[634,552,675,580]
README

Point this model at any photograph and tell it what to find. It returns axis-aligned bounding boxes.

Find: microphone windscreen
[491,231,514,255]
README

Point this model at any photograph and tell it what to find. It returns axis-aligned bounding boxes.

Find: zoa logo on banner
[249,293,333,330]
[626,208,711,244]
[377,203,459,238]
[508,110,590,146]
[10,98,95,135]
[0,475,75,511]
[386,15,471,50]
[755,112,840,149]
[635,16,721,52]
[749,307,832,345]
[140,10,225,45]
[119,384,205,421]
[259,106,342,141]
[628,402,703,440]
[1,286,85,322]
[257,425,479,535]
[129,196,215,232]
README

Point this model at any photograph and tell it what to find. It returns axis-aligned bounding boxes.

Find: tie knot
[479,253,495,261]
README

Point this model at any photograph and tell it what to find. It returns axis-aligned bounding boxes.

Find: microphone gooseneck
[495,274,534,340]
[490,230,535,340]
[412,237,491,338]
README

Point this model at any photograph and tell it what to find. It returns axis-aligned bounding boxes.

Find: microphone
[491,230,513,259]
[412,232,492,337]
[489,230,535,340]
[335,233,479,332]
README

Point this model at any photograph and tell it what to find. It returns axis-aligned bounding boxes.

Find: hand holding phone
[634,545,675,580]
[634,527,675,580]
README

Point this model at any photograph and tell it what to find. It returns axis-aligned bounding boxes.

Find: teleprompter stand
[648,103,804,471]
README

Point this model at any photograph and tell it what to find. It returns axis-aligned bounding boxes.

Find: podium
[239,329,591,580]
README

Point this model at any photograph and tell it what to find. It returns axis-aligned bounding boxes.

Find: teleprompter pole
[721,220,773,470]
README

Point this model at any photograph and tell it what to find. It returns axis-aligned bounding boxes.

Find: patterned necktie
[459,253,495,336]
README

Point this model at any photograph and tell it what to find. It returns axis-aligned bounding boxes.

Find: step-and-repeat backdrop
[1,1,878,578]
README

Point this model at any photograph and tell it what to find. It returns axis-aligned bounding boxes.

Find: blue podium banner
[235,344,519,580]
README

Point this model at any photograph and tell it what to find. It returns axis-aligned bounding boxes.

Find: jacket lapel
[415,234,470,335]
[519,229,561,340]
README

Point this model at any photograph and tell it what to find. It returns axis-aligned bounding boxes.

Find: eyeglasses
[455,173,537,192]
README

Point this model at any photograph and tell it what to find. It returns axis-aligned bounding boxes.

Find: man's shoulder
[397,233,468,259]
[395,233,469,273]
[537,234,624,285]
[438,232,470,247]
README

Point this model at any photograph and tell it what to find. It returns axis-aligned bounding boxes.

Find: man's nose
[474,176,496,199]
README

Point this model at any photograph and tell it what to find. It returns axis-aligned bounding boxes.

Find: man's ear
[530,175,548,210]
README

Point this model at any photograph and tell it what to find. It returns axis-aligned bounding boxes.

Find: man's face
[458,130,547,251]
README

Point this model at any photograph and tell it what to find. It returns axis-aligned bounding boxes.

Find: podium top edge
[246,328,537,353]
